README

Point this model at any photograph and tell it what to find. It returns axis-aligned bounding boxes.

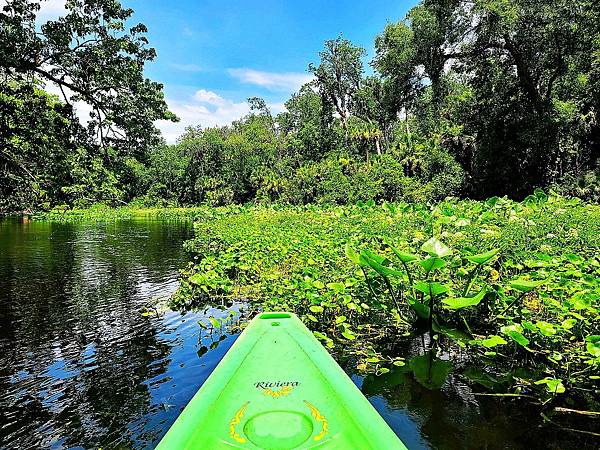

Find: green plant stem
[361,267,378,300]
[462,264,482,297]
[401,261,416,299]
[553,407,600,418]
[492,292,527,321]
[428,284,434,342]
[382,276,401,311]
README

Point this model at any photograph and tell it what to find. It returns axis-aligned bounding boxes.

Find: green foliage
[1,0,177,155]
[173,193,599,403]
[2,0,599,212]
[0,0,175,213]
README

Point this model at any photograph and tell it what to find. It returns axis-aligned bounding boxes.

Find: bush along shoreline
[172,192,599,417]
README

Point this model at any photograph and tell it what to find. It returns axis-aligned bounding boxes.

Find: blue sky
[124,0,419,141]
[30,0,418,142]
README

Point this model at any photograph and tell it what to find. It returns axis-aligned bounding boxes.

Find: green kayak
[156,312,407,449]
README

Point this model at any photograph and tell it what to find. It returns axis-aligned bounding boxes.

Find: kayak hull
[156,312,406,449]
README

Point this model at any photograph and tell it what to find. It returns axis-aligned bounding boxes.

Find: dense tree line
[0,0,176,211]
[2,0,599,212]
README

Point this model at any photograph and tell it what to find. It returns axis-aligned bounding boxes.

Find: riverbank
[32,204,206,221]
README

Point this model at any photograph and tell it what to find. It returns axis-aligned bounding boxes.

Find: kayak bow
[157,312,407,449]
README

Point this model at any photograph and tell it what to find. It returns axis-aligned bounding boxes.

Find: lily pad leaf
[535,378,565,394]
[560,318,577,330]
[467,249,499,265]
[509,279,546,292]
[341,330,356,340]
[421,237,453,258]
[536,321,557,336]
[500,324,530,347]
[408,298,430,319]
[388,244,418,263]
[419,256,446,272]
[443,288,486,310]
[327,282,346,293]
[586,335,600,357]
[409,354,453,390]
[414,281,449,297]
[481,335,507,348]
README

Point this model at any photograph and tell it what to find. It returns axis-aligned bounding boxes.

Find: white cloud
[156,89,288,144]
[156,90,250,144]
[228,68,313,92]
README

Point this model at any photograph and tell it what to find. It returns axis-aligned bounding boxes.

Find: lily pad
[586,335,600,357]
[501,324,530,347]
[419,256,446,272]
[536,321,557,336]
[467,248,499,265]
[421,237,453,258]
[414,281,448,297]
[509,279,546,292]
[481,335,507,348]
[443,288,486,310]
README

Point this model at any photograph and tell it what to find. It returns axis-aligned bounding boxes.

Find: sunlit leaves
[421,237,452,258]
[509,279,546,292]
[500,324,530,347]
[443,288,486,310]
[535,378,565,394]
[586,336,600,357]
[178,196,600,403]
[467,249,499,265]
[536,321,557,336]
[481,335,507,348]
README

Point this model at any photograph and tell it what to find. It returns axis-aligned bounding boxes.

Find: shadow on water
[0,218,597,449]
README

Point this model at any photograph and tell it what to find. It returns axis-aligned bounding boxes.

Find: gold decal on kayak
[229,402,249,444]
[304,400,328,441]
[263,385,293,398]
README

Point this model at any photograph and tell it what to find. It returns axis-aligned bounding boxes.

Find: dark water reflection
[0,219,596,449]
[0,219,238,449]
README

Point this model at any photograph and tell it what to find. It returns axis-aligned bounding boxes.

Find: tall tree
[309,37,365,130]
[0,0,177,157]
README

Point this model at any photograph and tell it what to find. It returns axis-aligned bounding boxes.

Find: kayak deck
[157,312,406,449]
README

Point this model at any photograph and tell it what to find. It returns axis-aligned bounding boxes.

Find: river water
[0,218,593,449]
